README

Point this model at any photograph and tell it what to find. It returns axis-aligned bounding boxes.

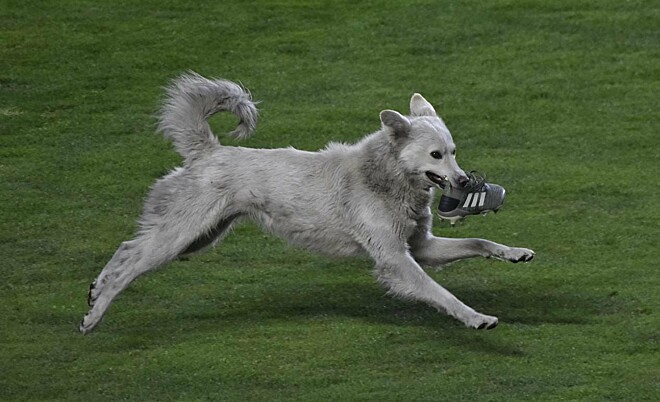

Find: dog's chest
[387,192,433,237]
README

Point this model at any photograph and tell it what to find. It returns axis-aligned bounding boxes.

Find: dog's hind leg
[80,235,173,334]
[86,213,239,306]
[81,193,239,334]
[179,213,240,256]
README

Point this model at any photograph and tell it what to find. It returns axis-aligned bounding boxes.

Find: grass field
[1,0,658,400]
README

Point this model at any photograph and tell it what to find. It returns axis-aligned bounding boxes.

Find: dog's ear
[410,93,437,117]
[380,110,411,138]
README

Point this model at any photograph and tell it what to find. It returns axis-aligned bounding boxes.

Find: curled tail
[158,71,258,163]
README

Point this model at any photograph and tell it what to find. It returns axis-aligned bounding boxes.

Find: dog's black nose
[458,175,469,188]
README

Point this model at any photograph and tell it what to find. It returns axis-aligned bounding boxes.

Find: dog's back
[197,144,365,256]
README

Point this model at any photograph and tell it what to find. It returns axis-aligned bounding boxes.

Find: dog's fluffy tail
[158,71,258,163]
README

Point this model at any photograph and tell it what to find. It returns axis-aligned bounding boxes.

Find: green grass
[1,0,658,400]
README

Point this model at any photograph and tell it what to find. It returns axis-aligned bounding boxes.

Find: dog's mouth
[425,171,448,188]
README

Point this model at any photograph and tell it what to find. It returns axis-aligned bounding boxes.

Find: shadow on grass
[97,278,622,356]
[173,281,606,326]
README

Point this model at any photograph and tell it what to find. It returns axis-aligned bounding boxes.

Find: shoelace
[446,171,486,193]
[467,170,486,190]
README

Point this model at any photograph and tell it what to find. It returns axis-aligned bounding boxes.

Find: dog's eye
[430,151,442,159]
[451,149,456,156]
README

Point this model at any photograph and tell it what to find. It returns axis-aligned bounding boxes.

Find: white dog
[80,72,534,334]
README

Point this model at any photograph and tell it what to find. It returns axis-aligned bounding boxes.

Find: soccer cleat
[437,172,506,224]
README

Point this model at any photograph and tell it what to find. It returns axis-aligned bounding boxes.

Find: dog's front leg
[410,235,535,267]
[372,251,499,329]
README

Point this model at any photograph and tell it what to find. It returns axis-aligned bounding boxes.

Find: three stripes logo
[463,192,486,208]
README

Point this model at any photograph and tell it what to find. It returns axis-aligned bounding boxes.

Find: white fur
[80,73,534,334]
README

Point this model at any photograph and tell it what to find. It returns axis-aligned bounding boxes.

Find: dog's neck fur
[358,130,433,215]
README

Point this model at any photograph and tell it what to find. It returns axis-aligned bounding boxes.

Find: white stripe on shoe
[463,193,473,208]
[462,192,487,208]
[470,193,480,207]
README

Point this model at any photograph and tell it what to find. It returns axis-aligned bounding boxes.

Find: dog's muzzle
[425,171,448,188]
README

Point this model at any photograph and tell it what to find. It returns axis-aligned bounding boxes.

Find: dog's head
[380,94,468,189]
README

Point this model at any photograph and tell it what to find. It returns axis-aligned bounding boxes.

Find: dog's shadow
[114,273,617,356]
[182,279,604,326]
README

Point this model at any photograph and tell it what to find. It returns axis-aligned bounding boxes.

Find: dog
[80,72,535,334]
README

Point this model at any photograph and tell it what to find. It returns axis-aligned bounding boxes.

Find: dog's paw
[497,247,535,263]
[79,311,101,335]
[79,314,93,335]
[466,313,499,330]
